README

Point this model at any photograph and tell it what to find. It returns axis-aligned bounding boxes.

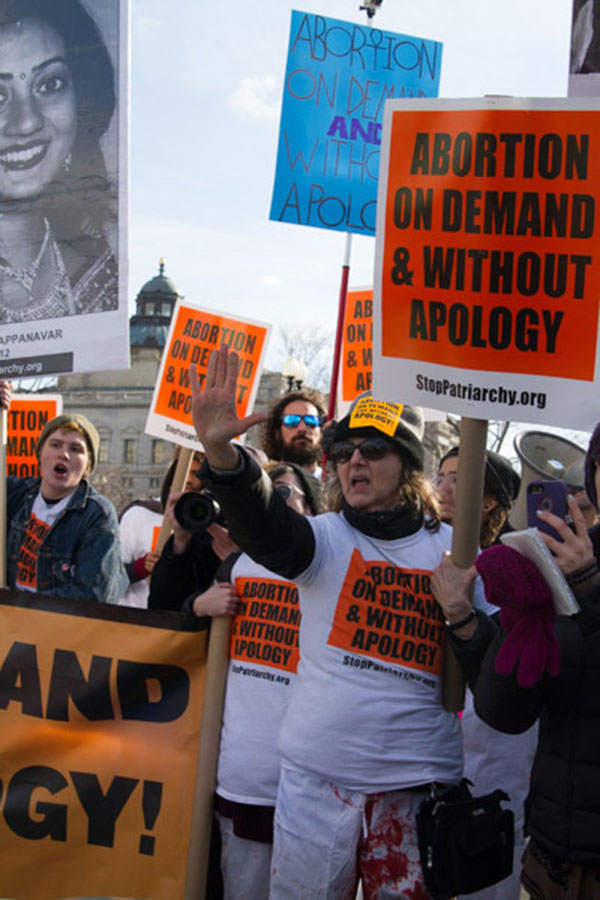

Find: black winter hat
[439,446,520,510]
[332,393,425,470]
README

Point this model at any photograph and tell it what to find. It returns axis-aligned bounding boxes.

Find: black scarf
[342,499,423,540]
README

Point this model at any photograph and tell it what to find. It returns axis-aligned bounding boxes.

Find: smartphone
[526,480,572,542]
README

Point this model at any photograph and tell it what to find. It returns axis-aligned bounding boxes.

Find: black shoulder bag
[416,778,514,899]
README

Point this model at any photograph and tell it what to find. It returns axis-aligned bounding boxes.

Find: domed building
[129,259,180,349]
[57,260,183,510]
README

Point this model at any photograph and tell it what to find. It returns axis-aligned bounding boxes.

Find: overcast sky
[127,0,594,448]
[129,0,572,333]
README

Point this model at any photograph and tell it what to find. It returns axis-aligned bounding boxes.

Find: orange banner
[379,107,600,380]
[327,549,445,676]
[341,288,373,402]
[153,305,268,423]
[6,395,61,478]
[0,592,207,900]
[231,577,300,674]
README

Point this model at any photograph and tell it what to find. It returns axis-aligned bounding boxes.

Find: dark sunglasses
[330,438,395,464]
[281,414,321,429]
[274,483,306,501]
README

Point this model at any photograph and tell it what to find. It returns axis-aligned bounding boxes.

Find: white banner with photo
[0,0,129,379]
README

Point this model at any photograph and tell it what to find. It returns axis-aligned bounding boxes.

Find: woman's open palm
[190,344,266,459]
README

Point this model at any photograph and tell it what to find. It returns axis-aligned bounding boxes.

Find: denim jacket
[6,476,128,604]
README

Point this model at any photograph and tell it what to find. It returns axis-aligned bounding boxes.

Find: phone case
[526,480,570,542]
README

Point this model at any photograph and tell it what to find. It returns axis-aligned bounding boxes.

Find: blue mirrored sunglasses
[281,414,321,429]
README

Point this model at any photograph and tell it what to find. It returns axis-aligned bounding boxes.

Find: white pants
[270,765,430,900]
[217,811,272,900]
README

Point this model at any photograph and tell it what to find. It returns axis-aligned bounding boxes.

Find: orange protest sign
[327,549,445,677]
[145,302,270,450]
[6,395,61,478]
[341,288,373,402]
[0,592,207,900]
[374,98,600,428]
[381,106,600,377]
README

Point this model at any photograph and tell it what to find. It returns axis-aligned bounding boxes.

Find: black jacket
[147,530,221,612]
[462,524,600,864]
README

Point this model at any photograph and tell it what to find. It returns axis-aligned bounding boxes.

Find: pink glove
[475,544,560,688]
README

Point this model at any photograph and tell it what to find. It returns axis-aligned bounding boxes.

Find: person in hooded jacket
[443,422,600,900]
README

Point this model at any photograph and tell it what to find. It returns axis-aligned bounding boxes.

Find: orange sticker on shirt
[231,577,300,674]
[328,548,445,675]
[16,513,52,590]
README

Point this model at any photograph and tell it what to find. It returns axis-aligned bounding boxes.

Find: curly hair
[262,389,327,461]
[326,461,441,532]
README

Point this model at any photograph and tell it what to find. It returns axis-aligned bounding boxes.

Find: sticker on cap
[349,398,404,436]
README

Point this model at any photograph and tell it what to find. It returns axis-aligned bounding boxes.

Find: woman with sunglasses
[190,345,494,900]
[184,461,318,900]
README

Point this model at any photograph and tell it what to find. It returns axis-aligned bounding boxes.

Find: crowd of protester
[2,361,600,899]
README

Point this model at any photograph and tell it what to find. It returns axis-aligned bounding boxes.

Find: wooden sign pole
[154,448,194,556]
[184,617,231,900]
[442,416,488,712]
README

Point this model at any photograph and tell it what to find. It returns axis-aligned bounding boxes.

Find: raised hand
[190,344,267,469]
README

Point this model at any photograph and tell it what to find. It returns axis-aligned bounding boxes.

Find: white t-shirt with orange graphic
[15,492,73,592]
[277,512,495,793]
[217,555,301,806]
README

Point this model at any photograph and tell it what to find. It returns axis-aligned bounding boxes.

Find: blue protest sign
[270,11,442,235]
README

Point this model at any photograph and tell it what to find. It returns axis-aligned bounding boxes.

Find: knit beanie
[36,414,100,473]
[332,393,425,470]
[440,446,520,510]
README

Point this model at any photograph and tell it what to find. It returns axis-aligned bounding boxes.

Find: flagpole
[327,232,353,421]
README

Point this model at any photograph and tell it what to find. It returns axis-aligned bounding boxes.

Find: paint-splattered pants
[270,764,431,900]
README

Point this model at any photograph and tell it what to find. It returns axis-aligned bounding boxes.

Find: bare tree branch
[273,324,334,393]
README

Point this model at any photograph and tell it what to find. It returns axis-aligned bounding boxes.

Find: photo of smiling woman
[0,0,118,323]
